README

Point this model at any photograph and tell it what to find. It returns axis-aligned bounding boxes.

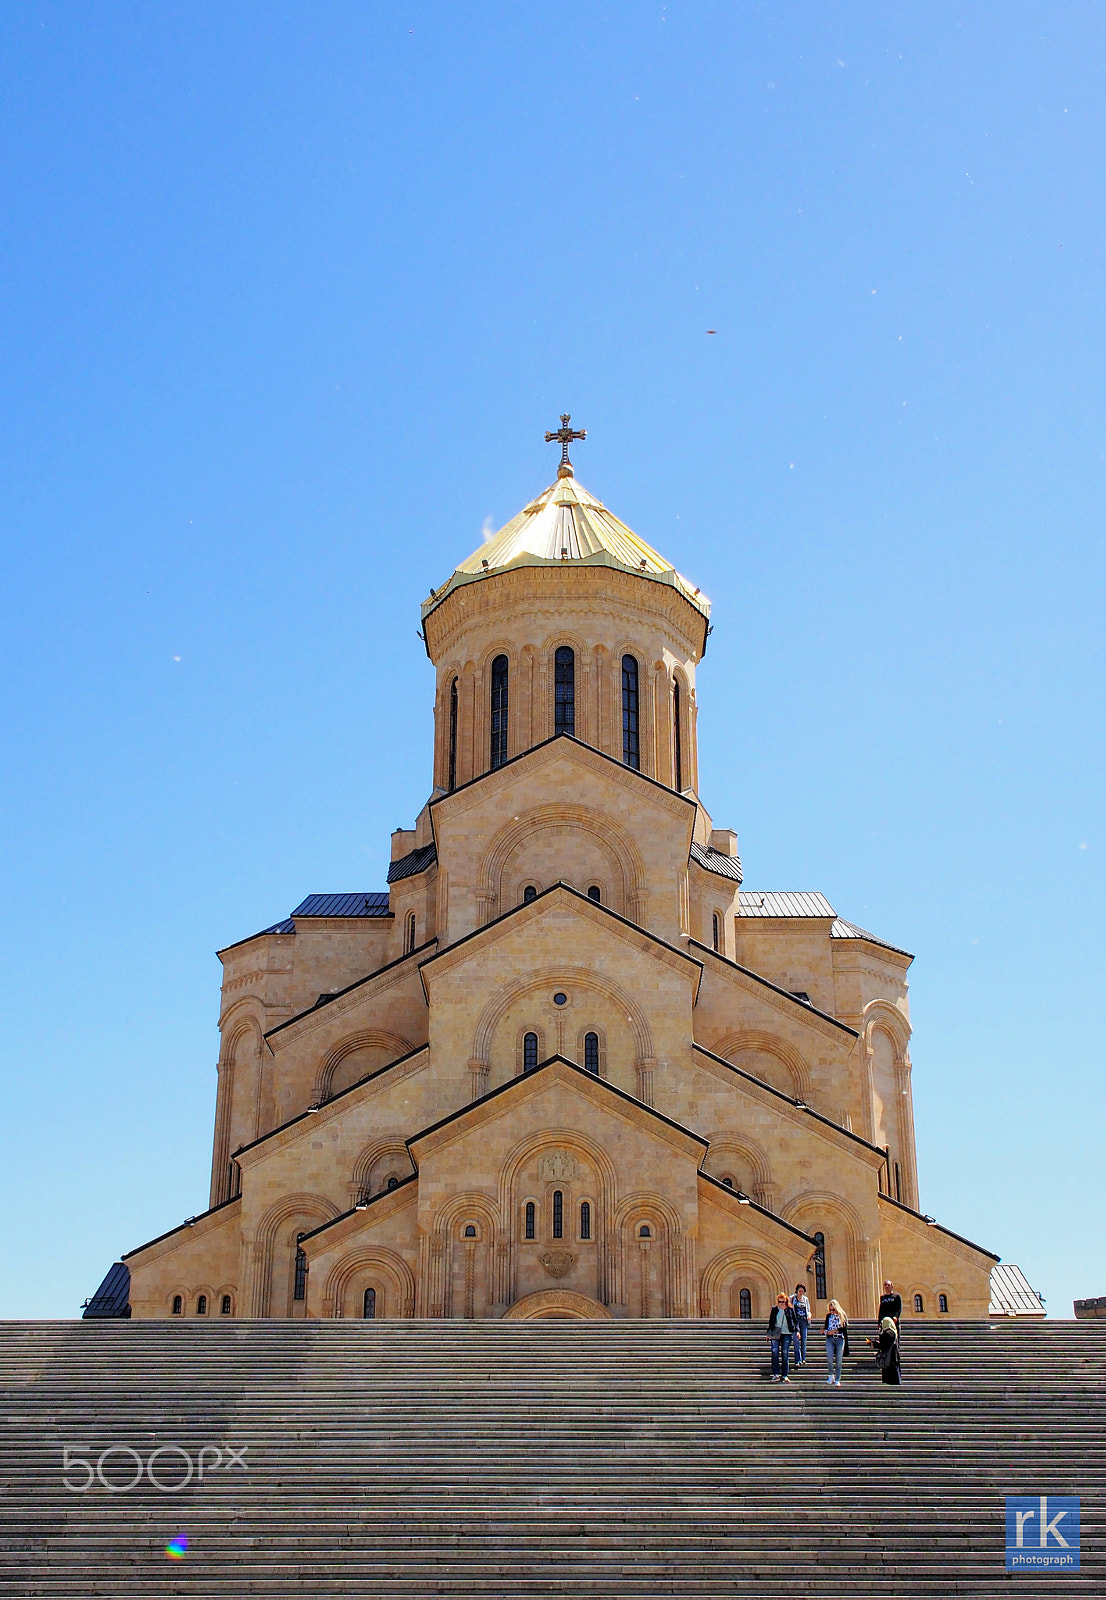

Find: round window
[553,992,568,1006]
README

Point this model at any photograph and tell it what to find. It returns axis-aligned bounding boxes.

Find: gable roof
[738,890,836,918]
[688,938,858,1037]
[264,939,435,1040]
[418,880,703,998]
[691,1042,884,1160]
[407,1053,709,1158]
[690,840,744,884]
[429,730,697,819]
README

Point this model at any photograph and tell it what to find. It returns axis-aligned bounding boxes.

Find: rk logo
[1005,1496,1079,1572]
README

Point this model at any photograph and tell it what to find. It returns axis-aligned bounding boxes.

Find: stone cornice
[690,1044,885,1166]
[429,732,695,828]
[878,1193,999,1264]
[298,1174,419,1253]
[264,941,434,1052]
[234,1047,430,1166]
[122,1197,242,1265]
[689,939,859,1042]
[408,1055,708,1164]
[424,562,707,664]
[418,882,703,1000]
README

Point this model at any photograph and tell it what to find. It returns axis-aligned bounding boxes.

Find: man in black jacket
[877,1280,902,1328]
[766,1293,798,1382]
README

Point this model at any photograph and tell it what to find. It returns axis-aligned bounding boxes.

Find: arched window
[404,911,416,953]
[812,1231,826,1300]
[712,912,720,952]
[523,1031,539,1072]
[228,1159,241,1199]
[587,884,601,903]
[554,646,575,736]
[490,654,509,768]
[363,1287,377,1319]
[584,1031,600,1074]
[171,1294,183,1316]
[673,678,683,791]
[894,1161,902,1202]
[196,1294,207,1316]
[523,884,538,903]
[293,1235,308,1302]
[580,1201,591,1239]
[722,1176,734,1189]
[621,655,640,769]
[938,1293,949,1314]
[638,1224,651,1238]
[524,1201,536,1240]
[914,1293,924,1314]
[386,1175,399,1191]
[552,1190,564,1238]
[220,1294,232,1316]
[448,676,458,792]
[739,1288,752,1319]
[463,1224,476,1238]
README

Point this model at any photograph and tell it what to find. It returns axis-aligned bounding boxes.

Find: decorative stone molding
[539,1250,576,1280]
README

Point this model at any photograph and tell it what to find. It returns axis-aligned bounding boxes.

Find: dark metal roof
[82,1261,131,1319]
[689,840,743,883]
[830,916,912,958]
[258,917,296,936]
[387,843,438,883]
[291,892,391,918]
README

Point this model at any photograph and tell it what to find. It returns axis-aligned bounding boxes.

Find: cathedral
[124,425,1000,1323]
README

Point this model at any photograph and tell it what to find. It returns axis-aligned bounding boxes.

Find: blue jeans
[770,1334,792,1377]
[826,1333,844,1381]
[793,1320,808,1362]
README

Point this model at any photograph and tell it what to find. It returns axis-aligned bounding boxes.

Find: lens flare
[165,1534,188,1560]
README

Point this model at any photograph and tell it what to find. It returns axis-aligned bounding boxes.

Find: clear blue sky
[1,3,1102,1318]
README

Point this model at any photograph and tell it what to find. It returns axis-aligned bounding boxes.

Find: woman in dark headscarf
[869,1316,902,1385]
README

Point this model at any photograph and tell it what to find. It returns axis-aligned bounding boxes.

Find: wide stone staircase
[0,1318,1102,1596]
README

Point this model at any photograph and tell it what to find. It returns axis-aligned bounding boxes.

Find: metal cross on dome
[545,414,586,477]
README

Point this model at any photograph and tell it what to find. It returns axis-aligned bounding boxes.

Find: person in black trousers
[765,1294,797,1383]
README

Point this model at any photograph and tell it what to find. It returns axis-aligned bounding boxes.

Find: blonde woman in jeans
[824,1299,848,1385]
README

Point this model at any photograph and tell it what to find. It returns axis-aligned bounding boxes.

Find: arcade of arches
[124,459,998,1322]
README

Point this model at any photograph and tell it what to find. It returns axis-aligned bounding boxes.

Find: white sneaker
[826,1375,834,1384]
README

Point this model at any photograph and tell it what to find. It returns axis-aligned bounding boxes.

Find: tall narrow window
[220,1294,232,1316]
[580,1201,591,1239]
[171,1294,183,1315]
[196,1294,207,1315]
[894,1161,902,1202]
[523,1031,538,1072]
[552,1190,563,1238]
[448,676,458,792]
[524,1201,536,1239]
[621,655,640,769]
[673,678,683,791]
[938,1293,949,1314]
[739,1288,752,1319]
[405,912,416,953]
[712,912,720,952]
[813,1231,826,1300]
[914,1293,924,1314]
[554,646,575,736]
[293,1235,308,1301]
[584,1032,599,1074]
[490,654,509,769]
[363,1287,377,1319]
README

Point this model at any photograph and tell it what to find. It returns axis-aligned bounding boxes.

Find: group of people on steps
[764,1279,904,1386]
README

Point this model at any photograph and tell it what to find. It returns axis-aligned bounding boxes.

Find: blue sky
[1,3,1102,1318]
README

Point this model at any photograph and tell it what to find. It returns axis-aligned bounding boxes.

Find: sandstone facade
[125,466,998,1322]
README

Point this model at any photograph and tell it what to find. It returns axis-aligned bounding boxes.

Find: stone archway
[502,1289,612,1320]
